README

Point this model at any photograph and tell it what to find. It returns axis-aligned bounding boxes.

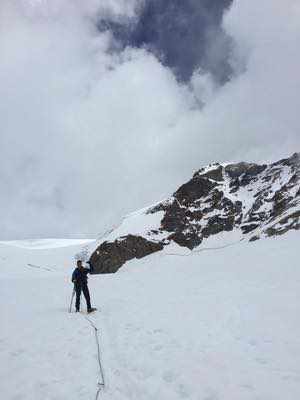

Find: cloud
[98,0,233,82]
[194,0,300,162]
[0,0,299,239]
[0,0,193,238]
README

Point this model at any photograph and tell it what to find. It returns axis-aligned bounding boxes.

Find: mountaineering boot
[87,307,97,313]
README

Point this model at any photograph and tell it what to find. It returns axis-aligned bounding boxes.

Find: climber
[71,260,97,313]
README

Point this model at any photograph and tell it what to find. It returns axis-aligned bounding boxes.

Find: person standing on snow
[72,260,96,313]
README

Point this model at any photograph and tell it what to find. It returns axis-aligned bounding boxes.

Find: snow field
[1,232,300,399]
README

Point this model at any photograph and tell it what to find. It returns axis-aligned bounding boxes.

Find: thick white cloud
[0,0,299,238]
[198,0,300,162]
[0,0,192,237]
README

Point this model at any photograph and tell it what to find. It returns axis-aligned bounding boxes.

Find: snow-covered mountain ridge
[90,153,300,273]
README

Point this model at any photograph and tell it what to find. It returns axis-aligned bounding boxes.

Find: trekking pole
[69,288,75,313]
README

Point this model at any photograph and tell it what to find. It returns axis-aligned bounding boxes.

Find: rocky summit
[90,153,300,273]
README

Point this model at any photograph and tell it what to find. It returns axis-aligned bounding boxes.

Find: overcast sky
[0,0,299,239]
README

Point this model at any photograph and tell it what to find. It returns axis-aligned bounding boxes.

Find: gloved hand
[86,261,93,273]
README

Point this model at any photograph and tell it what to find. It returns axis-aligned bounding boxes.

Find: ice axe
[69,287,76,313]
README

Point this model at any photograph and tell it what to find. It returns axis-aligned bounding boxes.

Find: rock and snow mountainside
[90,153,300,273]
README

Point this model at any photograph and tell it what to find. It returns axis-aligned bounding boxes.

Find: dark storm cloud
[98,0,233,82]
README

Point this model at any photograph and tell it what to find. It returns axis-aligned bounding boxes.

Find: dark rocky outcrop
[174,176,218,205]
[225,162,267,179]
[265,210,300,237]
[195,165,224,182]
[90,153,300,273]
[90,235,164,274]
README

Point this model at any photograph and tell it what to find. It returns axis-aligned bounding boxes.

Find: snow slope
[0,238,95,249]
[1,233,300,399]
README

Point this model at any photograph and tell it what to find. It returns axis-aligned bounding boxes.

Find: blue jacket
[72,267,91,286]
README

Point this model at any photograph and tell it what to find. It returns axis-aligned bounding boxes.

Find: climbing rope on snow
[84,315,105,400]
[163,238,246,257]
[26,263,55,272]
[25,259,105,398]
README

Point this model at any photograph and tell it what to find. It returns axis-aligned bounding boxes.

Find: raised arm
[86,261,93,274]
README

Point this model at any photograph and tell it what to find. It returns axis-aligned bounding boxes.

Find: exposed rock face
[90,235,163,274]
[90,153,300,273]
